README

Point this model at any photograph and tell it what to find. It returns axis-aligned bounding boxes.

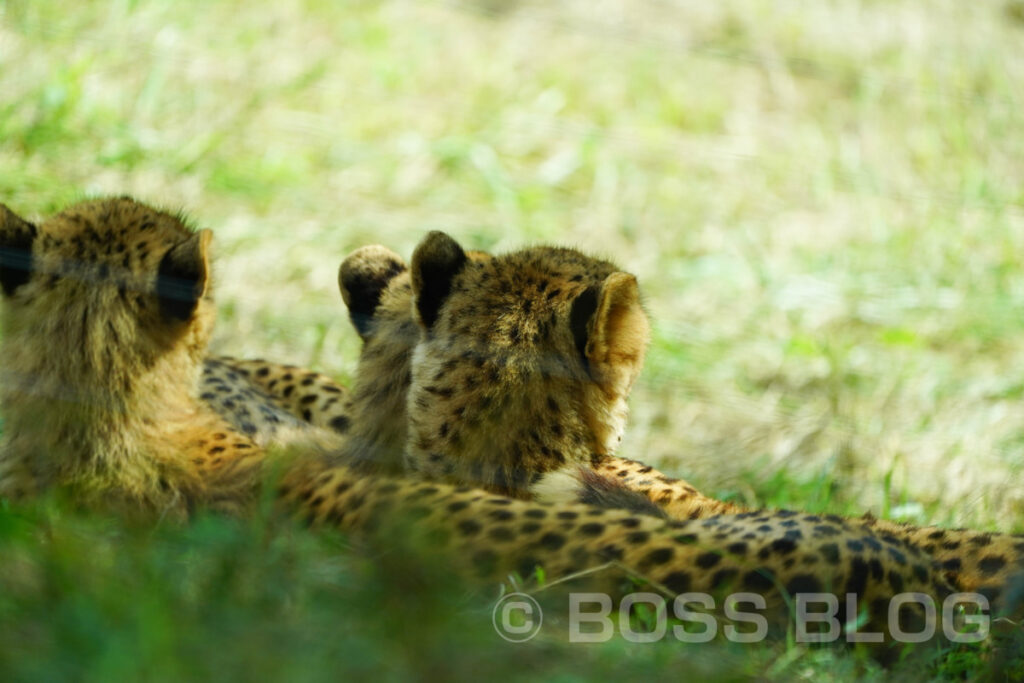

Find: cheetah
[0,197,954,647]
[335,231,1024,604]
[200,355,353,445]
[0,198,267,513]
[336,240,749,515]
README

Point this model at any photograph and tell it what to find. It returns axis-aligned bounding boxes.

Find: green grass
[2,0,1024,678]
[3,498,999,682]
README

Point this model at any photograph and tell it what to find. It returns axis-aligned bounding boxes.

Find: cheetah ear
[410,231,468,329]
[339,245,408,340]
[156,229,212,323]
[571,272,649,391]
[0,204,37,297]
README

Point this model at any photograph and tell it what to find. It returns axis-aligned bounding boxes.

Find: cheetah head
[339,232,650,497]
[0,197,214,408]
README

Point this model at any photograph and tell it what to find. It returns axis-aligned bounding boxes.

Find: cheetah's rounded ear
[571,272,649,392]
[410,231,468,329]
[339,245,408,340]
[0,204,37,297]
[156,229,212,323]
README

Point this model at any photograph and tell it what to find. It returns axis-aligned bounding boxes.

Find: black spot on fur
[743,568,776,591]
[887,547,907,566]
[941,558,962,572]
[598,544,624,561]
[696,552,721,569]
[641,547,675,568]
[662,571,692,593]
[770,538,797,555]
[726,542,748,556]
[538,532,567,551]
[846,558,869,598]
[868,558,884,580]
[711,568,739,590]
[784,574,822,596]
[979,555,1007,576]
[515,556,541,578]
[457,519,482,536]
[626,531,650,544]
[819,543,841,565]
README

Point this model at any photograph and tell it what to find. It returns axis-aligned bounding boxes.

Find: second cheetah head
[339,231,650,497]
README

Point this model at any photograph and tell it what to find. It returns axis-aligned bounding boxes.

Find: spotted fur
[285,460,956,645]
[0,198,262,513]
[0,198,957,647]
[201,355,353,444]
[339,233,1024,607]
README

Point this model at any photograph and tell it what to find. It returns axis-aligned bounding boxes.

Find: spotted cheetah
[0,197,954,647]
[0,198,269,513]
[335,232,1024,604]
[200,355,352,445]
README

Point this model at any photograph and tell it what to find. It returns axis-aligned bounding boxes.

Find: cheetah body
[334,232,1024,604]
[0,198,953,647]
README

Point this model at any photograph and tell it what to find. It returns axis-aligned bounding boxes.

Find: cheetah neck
[406,349,603,497]
[336,330,414,475]
[0,333,211,509]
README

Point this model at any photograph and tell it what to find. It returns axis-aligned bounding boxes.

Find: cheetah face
[340,231,650,496]
[0,197,214,391]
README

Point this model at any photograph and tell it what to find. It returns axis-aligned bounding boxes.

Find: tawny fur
[201,355,353,444]
[336,234,1024,604]
[0,198,962,646]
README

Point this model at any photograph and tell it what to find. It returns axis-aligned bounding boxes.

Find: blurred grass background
[2,0,1024,679]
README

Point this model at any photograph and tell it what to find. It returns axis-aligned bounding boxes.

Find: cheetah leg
[201,356,354,436]
[200,356,351,447]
